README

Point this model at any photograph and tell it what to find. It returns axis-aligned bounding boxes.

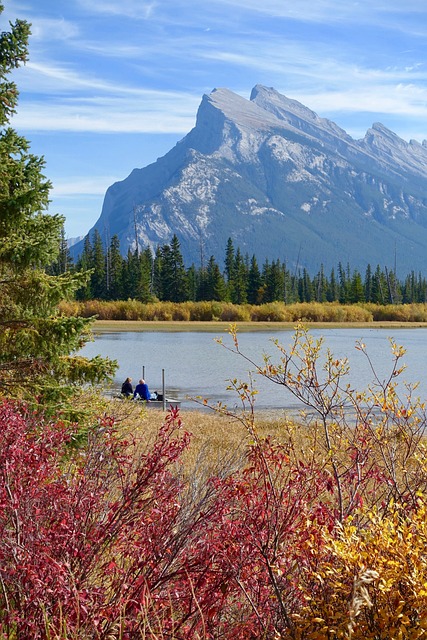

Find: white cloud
[50,177,119,197]
[211,0,426,25]
[29,17,80,40]
[11,97,197,133]
[76,0,157,19]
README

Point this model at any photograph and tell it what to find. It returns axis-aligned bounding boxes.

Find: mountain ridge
[71,85,427,275]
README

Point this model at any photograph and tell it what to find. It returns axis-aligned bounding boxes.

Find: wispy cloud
[29,17,80,40]
[20,61,202,100]
[50,177,119,197]
[12,96,197,133]
[212,0,427,25]
[76,0,157,19]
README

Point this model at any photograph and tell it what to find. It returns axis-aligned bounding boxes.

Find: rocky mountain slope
[72,85,427,274]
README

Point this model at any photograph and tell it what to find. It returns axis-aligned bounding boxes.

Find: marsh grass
[103,397,311,479]
[60,299,427,327]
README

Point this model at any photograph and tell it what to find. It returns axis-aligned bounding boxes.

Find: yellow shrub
[297,501,427,639]
[250,302,292,322]
[219,303,251,321]
[189,301,217,321]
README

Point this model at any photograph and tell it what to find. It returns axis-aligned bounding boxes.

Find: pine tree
[349,269,364,303]
[299,268,314,302]
[371,265,386,304]
[156,236,188,302]
[247,255,262,304]
[151,246,163,299]
[0,5,116,411]
[46,225,74,276]
[364,264,373,302]
[313,264,327,302]
[75,234,93,300]
[91,229,106,299]
[107,234,123,300]
[327,267,339,302]
[121,249,139,299]
[186,263,199,301]
[203,255,226,301]
[136,247,153,302]
[169,234,188,302]
[231,248,248,304]
[224,237,235,283]
[337,262,350,303]
[264,259,284,302]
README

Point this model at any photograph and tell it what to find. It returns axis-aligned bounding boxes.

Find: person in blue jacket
[133,378,152,401]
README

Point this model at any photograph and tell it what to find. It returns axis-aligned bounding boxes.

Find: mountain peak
[362,121,427,174]
[201,86,279,130]
[72,84,427,275]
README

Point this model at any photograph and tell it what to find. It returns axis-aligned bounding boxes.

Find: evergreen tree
[186,264,199,301]
[264,259,284,302]
[384,267,401,304]
[247,255,262,304]
[298,268,314,302]
[121,249,139,299]
[158,235,188,302]
[337,262,350,303]
[151,246,163,299]
[91,229,106,299]
[418,273,427,303]
[75,234,93,300]
[283,263,296,304]
[327,268,339,302]
[349,269,365,303]
[364,264,373,302]
[169,234,188,302]
[0,6,115,411]
[107,234,124,300]
[231,248,248,304]
[313,264,327,302]
[224,237,235,283]
[47,225,73,276]
[203,255,226,301]
[136,247,153,302]
[371,265,386,304]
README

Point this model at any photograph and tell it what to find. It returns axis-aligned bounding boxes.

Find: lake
[80,327,427,411]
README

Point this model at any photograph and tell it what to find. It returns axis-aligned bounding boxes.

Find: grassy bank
[92,318,427,333]
[60,299,427,328]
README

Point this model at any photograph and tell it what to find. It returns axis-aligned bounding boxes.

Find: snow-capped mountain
[72,85,427,273]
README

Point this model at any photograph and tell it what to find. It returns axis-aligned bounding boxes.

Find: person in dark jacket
[133,378,151,401]
[121,377,133,397]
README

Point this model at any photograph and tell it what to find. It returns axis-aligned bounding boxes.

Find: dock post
[162,369,166,411]
[142,365,145,380]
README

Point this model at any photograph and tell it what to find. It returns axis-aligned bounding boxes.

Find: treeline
[54,230,427,305]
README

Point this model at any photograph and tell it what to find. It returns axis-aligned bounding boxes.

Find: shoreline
[93,319,427,333]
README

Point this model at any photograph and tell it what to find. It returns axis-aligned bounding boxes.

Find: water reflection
[80,327,427,411]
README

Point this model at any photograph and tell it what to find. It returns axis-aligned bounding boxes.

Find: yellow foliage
[294,502,427,639]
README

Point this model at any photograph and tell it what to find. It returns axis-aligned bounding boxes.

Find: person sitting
[133,378,152,402]
[121,377,133,397]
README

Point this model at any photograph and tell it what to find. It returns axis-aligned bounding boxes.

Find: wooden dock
[112,367,181,411]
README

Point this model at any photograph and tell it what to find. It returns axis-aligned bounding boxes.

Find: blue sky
[4,0,427,238]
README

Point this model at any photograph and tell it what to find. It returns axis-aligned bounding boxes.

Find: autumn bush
[250,301,293,321]
[2,326,427,638]
[365,301,427,322]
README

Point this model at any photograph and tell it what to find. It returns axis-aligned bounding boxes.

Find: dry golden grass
[100,397,300,478]
[60,298,427,328]
[92,318,427,334]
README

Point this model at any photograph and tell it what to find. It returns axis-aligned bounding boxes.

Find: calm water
[80,327,427,411]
